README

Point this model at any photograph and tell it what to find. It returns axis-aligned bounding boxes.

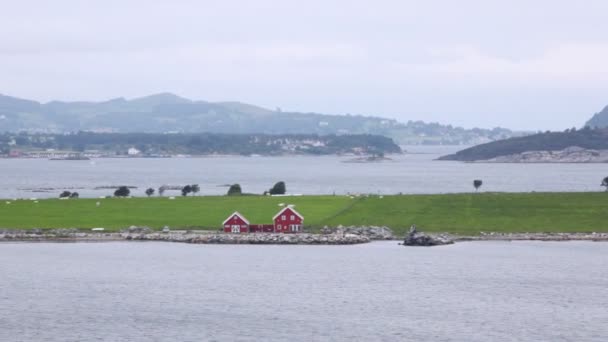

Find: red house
[273,207,304,233]
[223,212,250,233]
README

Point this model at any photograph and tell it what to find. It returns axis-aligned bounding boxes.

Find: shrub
[269,181,286,195]
[227,184,242,196]
[114,186,130,197]
[181,185,193,196]
[473,180,483,192]
[191,184,200,195]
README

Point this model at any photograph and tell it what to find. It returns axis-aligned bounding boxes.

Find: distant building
[127,147,141,156]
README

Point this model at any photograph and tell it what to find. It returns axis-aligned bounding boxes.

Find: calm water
[2,146,608,198]
[1,241,607,341]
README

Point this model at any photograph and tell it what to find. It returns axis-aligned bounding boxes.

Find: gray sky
[1,0,607,130]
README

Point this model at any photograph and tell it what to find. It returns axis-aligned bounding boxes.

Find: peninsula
[439,127,608,162]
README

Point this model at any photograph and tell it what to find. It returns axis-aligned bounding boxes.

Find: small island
[0,132,402,158]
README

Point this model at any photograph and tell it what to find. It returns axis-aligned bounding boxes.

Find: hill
[0,93,520,145]
[584,105,608,128]
[439,127,608,161]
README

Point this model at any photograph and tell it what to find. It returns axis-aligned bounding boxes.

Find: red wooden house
[273,207,304,233]
[222,207,304,234]
[223,212,250,233]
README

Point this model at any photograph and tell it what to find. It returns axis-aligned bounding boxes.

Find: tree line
[2,132,401,156]
[58,181,287,198]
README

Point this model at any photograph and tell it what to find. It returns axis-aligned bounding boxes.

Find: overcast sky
[1,0,607,130]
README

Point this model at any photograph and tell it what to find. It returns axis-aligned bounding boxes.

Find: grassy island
[1,193,607,235]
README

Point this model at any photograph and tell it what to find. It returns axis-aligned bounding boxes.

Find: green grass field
[1,193,607,235]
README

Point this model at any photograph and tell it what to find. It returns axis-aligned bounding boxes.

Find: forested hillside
[439,127,608,161]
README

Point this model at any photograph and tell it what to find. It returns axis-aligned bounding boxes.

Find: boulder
[122,226,152,234]
[401,225,453,246]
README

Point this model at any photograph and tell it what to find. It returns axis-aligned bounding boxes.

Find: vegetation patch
[2,193,608,235]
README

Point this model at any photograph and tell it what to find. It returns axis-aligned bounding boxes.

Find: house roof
[273,206,304,220]
[222,211,250,225]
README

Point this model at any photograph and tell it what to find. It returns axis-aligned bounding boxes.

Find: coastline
[1,230,608,244]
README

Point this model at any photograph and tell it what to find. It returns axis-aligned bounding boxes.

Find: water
[1,241,606,341]
[1,146,608,198]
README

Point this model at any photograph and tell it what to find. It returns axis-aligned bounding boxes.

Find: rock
[482,146,608,163]
[49,228,80,237]
[118,232,370,245]
[401,225,454,246]
[122,226,152,234]
[320,226,395,240]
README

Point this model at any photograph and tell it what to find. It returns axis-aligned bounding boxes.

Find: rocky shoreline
[462,232,608,242]
[479,146,608,163]
[0,229,370,245]
[1,228,608,244]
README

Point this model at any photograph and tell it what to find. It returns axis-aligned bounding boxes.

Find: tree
[158,185,167,196]
[473,179,483,192]
[227,184,242,196]
[181,185,193,196]
[69,192,79,198]
[602,177,608,191]
[191,184,200,196]
[114,186,130,197]
[59,191,71,198]
[269,181,286,195]
[145,188,155,197]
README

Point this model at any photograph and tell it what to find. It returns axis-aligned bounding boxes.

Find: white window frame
[231,225,240,233]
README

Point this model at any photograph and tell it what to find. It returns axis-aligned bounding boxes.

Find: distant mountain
[0,93,521,145]
[584,105,608,128]
[439,127,608,162]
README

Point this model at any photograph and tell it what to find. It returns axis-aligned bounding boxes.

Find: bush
[69,192,79,198]
[227,184,242,196]
[191,184,200,195]
[114,186,130,197]
[59,191,71,198]
[269,181,286,195]
[145,188,155,197]
[473,180,483,191]
[181,185,192,196]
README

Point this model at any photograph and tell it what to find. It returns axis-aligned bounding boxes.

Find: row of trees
[57,178,608,198]
[104,181,287,198]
